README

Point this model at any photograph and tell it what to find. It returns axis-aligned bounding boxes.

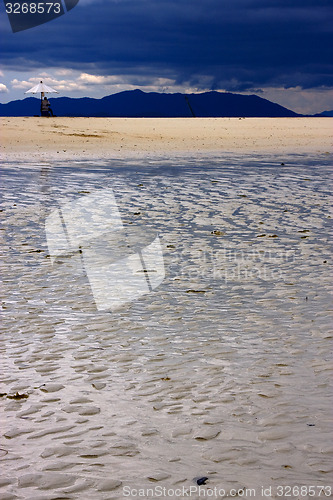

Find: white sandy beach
[1,117,332,159]
[1,117,332,499]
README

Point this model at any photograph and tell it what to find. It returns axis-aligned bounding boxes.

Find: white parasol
[25,80,58,115]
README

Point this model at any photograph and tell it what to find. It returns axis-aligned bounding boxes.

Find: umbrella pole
[40,91,44,116]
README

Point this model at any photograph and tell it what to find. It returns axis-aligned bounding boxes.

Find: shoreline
[1,117,332,160]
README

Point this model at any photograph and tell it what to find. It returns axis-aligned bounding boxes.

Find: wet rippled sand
[1,153,332,499]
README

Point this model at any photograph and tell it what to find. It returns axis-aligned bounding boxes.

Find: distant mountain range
[313,110,333,117]
[0,89,326,117]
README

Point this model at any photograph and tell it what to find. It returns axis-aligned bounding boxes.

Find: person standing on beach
[41,96,54,117]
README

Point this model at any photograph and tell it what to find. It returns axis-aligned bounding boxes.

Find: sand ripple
[1,153,332,499]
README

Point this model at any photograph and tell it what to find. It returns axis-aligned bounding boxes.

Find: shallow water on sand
[1,153,332,499]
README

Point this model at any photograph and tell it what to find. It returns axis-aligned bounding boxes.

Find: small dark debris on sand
[196,477,209,486]
[6,392,29,400]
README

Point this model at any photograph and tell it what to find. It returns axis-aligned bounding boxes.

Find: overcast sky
[1,0,332,113]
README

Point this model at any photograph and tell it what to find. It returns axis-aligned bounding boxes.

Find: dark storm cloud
[1,0,332,90]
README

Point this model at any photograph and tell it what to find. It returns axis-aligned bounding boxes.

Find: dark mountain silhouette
[313,110,333,117]
[0,89,301,117]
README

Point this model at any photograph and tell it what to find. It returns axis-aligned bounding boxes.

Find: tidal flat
[1,153,332,499]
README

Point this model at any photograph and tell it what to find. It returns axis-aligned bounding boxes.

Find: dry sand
[1,116,332,158]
